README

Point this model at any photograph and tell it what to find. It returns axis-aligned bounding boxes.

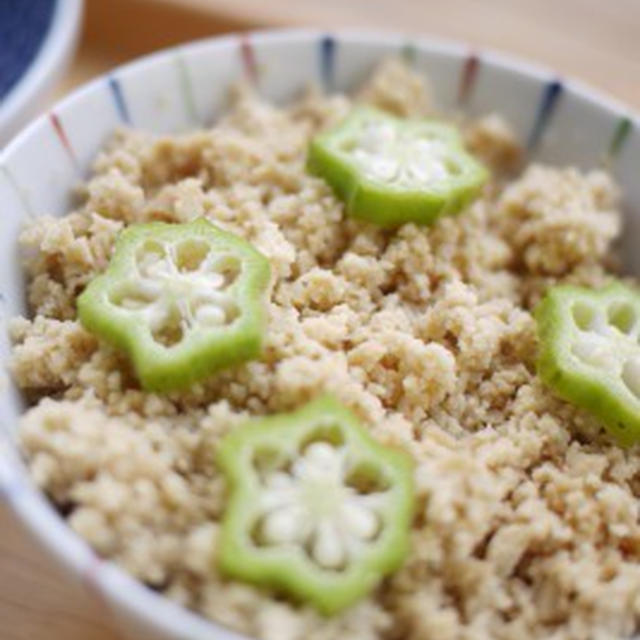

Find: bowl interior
[0,29,639,640]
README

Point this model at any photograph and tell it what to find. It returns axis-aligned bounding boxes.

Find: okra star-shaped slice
[307,106,488,227]
[216,396,414,614]
[536,282,640,446]
[77,218,270,392]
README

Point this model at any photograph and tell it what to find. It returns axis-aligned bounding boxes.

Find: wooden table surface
[2,1,639,638]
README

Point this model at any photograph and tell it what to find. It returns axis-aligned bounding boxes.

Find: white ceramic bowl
[1,29,639,640]
[0,0,83,146]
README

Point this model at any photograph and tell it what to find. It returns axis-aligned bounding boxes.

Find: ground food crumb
[12,59,640,640]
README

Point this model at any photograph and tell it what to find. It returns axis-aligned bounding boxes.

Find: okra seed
[311,520,346,570]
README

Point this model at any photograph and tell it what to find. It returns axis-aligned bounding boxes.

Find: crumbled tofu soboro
[11,59,640,640]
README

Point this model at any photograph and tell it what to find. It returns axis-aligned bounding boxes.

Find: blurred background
[0,0,638,638]
[61,0,639,105]
[1,0,639,144]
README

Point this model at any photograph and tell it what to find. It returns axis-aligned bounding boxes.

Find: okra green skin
[77,218,271,392]
[307,106,488,228]
[216,396,414,615]
[536,283,640,446]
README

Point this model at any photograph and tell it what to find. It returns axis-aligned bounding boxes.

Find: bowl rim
[2,26,640,640]
[2,25,639,165]
[0,0,84,146]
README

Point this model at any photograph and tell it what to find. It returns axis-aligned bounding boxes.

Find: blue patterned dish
[0,0,82,144]
[0,0,56,100]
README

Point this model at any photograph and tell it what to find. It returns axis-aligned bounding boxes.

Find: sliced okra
[216,396,414,614]
[77,218,270,392]
[307,106,488,227]
[536,282,640,445]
